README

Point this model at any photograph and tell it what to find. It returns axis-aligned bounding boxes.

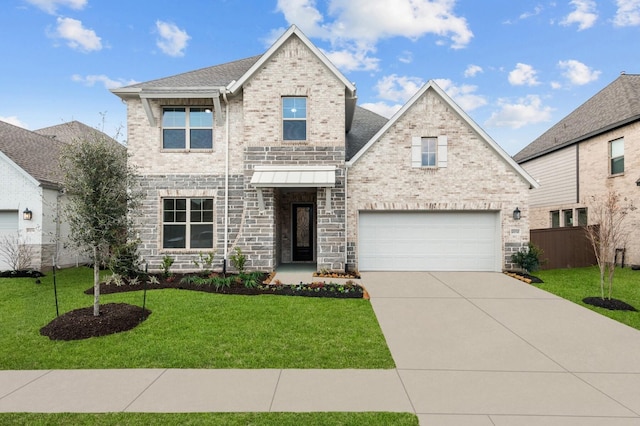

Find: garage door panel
[359,211,500,272]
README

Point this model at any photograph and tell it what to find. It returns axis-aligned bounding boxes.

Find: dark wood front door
[292,204,314,261]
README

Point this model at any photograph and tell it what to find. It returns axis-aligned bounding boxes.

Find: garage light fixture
[513,207,521,220]
[23,208,33,221]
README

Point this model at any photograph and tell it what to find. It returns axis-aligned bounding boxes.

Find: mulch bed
[583,297,638,311]
[41,273,364,342]
[40,303,151,341]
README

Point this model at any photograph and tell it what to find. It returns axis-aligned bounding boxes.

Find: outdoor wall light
[23,208,33,221]
[513,207,521,220]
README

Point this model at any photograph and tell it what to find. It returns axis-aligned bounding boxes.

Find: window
[282,97,307,140]
[577,208,587,226]
[550,210,560,228]
[562,209,573,227]
[162,107,213,149]
[610,138,624,175]
[420,137,437,167]
[162,198,214,249]
[412,136,448,168]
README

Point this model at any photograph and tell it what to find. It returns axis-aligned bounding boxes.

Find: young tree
[584,189,632,300]
[60,133,139,316]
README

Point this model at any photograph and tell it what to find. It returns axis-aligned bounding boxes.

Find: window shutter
[437,136,447,168]
[411,136,422,168]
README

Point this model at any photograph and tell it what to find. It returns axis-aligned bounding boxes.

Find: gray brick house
[112,25,537,273]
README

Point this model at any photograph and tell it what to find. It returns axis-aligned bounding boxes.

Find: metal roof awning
[250,166,337,212]
[250,166,336,188]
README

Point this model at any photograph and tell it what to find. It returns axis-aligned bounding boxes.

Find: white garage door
[0,210,19,271]
[358,211,501,271]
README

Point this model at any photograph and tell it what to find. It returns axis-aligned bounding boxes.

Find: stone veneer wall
[242,146,346,271]
[135,174,244,273]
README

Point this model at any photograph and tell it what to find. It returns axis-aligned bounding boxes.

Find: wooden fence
[530,226,597,270]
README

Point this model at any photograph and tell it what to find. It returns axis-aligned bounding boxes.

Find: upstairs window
[282,97,307,141]
[550,210,560,228]
[163,198,214,249]
[610,138,624,175]
[577,208,588,226]
[412,136,448,168]
[563,209,573,227]
[162,107,213,150]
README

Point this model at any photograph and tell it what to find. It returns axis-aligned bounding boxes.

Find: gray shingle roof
[346,106,389,161]
[35,120,120,147]
[124,55,262,89]
[514,74,640,163]
[0,120,66,187]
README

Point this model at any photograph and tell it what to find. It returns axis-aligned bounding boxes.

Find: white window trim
[609,137,624,175]
[161,197,215,250]
[161,106,214,151]
[282,96,307,141]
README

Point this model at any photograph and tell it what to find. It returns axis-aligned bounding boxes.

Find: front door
[292,204,314,261]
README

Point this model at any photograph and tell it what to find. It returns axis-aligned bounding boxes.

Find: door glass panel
[296,207,310,248]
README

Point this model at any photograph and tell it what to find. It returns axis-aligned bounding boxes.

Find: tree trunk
[93,246,100,316]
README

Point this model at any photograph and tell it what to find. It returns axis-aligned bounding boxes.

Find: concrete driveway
[362,271,640,425]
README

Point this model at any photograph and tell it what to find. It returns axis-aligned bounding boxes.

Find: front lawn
[0,267,394,370]
[535,266,640,330]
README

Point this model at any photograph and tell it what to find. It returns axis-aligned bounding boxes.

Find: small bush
[109,241,142,278]
[230,247,246,274]
[511,242,544,273]
[161,255,174,278]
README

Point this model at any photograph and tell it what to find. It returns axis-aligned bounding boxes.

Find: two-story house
[515,73,640,268]
[112,25,537,274]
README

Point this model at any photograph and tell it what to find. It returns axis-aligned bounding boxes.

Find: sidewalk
[2,271,640,426]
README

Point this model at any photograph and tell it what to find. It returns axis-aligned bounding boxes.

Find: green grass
[0,412,419,425]
[0,267,394,370]
[536,265,640,330]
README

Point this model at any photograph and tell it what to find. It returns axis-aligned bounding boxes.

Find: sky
[1,0,639,156]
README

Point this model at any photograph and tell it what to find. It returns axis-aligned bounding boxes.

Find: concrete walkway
[2,271,640,426]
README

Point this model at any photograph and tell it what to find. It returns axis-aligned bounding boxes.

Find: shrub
[193,251,216,275]
[108,241,142,278]
[230,247,246,274]
[161,255,174,278]
[240,271,262,289]
[511,242,544,273]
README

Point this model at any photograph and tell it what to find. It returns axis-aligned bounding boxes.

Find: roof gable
[347,80,538,188]
[514,74,640,163]
[227,25,355,96]
[0,120,66,187]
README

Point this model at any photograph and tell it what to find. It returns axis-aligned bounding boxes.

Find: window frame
[161,106,214,151]
[420,137,437,167]
[576,208,588,226]
[161,197,215,250]
[282,96,307,141]
[550,210,560,228]
[562,209,573,227]
[609,137,624,175]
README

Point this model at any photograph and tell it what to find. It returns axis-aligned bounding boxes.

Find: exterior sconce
[513,207,521,220]
[23,208,33,221]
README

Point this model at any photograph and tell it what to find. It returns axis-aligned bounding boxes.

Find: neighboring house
[112,25,537,273]
[514,73,640,267]
[0,120,113,271]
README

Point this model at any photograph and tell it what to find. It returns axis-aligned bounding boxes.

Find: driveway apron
[362,271,640,425]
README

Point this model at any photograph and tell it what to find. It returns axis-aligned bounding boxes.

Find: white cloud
[374,74,424,103]
[275,0,473,73]
[53,17,102,52]
[360,101,402,118]
[508,63,540,86]
[558,59,600,85]
[486,95,553,129]
[0,116,28,129]
[434,79,487,111]
[614,0,640,26]
[551,81,562,89]
[25,0,86,14]
[322,47,379,72]
[519,5,544,20]
[155,20,190,57]
[561,0,598,30]
[72,74,139,89]
[464,64,483,78]
[398,51,413,64]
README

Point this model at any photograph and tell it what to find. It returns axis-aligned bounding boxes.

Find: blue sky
[1,0,639,155]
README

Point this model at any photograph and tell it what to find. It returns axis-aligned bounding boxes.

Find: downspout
[222,90,230,274]
[344,165,349,272]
